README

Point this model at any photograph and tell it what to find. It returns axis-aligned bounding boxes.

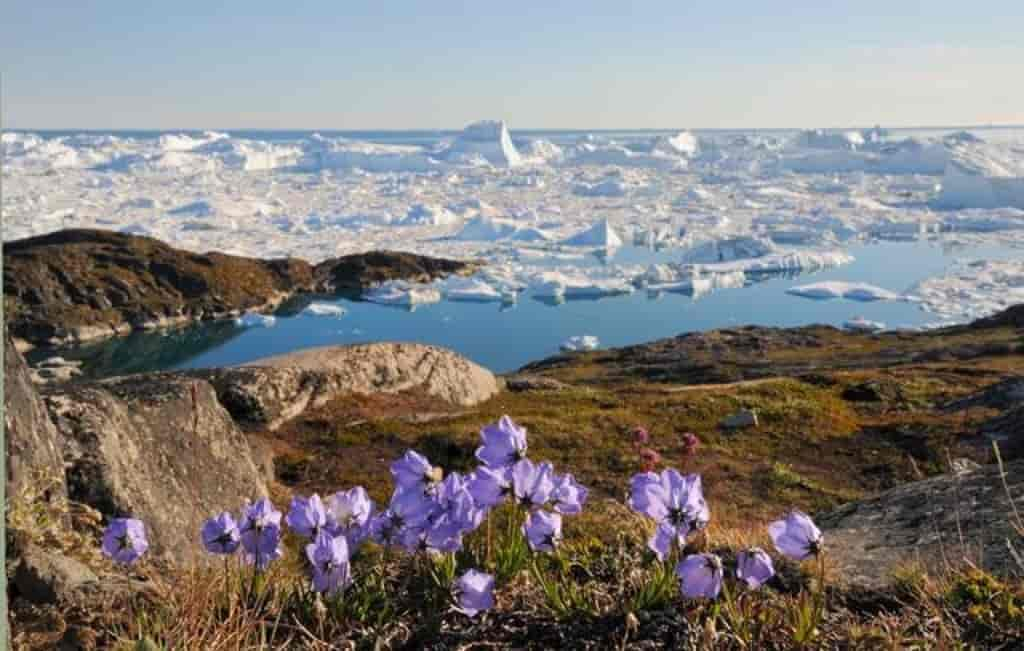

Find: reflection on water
[29,239,1024,378]
[27,320,244,380]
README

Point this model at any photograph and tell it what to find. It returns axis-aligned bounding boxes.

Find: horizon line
[5,124,1024,134]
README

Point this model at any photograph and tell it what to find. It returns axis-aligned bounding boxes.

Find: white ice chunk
[844,317,887,332]
[787,281,901,302]
[560,335,600,352]
[302,303,347,317]
[364,281,442,306]
[679,236,776,264]
[236,312,277,327]
[399,203,460,226]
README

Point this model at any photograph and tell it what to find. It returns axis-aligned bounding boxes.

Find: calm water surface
[34,239,1023,378]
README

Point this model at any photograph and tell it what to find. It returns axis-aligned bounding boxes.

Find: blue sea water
[37,239,1023,378]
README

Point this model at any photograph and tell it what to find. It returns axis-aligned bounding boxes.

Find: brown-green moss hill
[2,228,477,348]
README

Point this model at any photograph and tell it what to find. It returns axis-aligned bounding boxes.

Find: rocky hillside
[7,308,1024,648]
[3,229,477,348]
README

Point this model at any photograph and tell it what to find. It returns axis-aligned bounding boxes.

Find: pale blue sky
[2,1,1022,129]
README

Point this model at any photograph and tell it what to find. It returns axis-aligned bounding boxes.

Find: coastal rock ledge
[3,228,477,348]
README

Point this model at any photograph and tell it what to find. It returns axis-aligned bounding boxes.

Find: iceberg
[933,158,1024,211]
[562,218,623,248]
[648,131,699,157]
[441,120,522,167]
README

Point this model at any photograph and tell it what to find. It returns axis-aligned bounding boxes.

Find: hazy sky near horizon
[2,1,1022,130]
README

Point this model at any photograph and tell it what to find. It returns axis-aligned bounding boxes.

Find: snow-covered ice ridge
[4,122,1024,324]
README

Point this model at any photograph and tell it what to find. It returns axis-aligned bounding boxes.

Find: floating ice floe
[844,317,887,332]
[236,313,277,327]
[567,137,688,170]
[528,270,634,300]
[909,259,1024,323]
[560,335,600,352]
[694,250,855,274]
[787,281,901,302]
[453,216,551,242]
[399,203,460,226]
[302,303,347,317]
[299,135,439,173]
[679,236,776,264]
[572,178,629,197]
[364,281,442,307]
[443,278,507,302]
[933,152,1024,210]
[641,265,747,297]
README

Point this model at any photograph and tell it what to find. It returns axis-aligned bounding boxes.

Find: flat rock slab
[207,343,499,428]
[818,459,1024,589]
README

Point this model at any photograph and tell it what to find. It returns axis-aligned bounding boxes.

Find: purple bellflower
[476,415,528,469]
[768,510,823,561]
[524,510,562,552]
[511,459,555,508]
[285,494,329,540]
[466,466,512,509]
[391,450,443,497]
[239,498,283,569]
[326,487,374,550]
[101,518,148,564]
[677,553,724,599]
[454,569,495,617]
[551,472,588,515]
[735,547,775,589]
[305,531,351,596]
[201,511,241,555]
[629,469,709,560]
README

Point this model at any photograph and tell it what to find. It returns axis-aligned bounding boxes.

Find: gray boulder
[4,335,68,512]
[818,459,1024,589]
[197,343,500,430]
[43,373,268,563]
[13,545,98,604]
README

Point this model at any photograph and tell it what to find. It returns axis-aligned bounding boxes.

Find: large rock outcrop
[818,459,1024,589]
[195,343,500,430]
[42,374,269,563]
[4,335,67,507]
[312,250,476,293]
[4,229,477,348]
[4,229,312,347]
